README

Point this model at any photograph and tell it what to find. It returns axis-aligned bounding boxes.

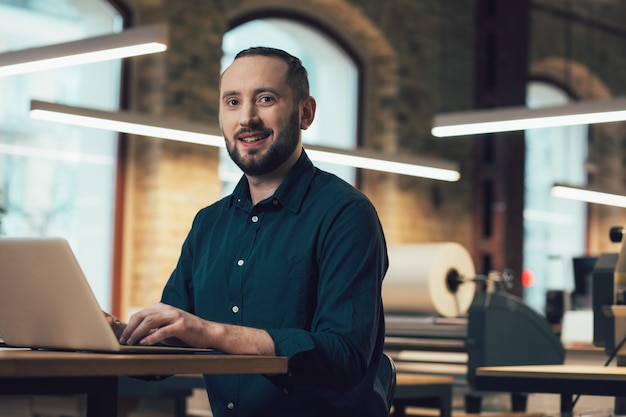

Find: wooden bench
[391,373,454,417]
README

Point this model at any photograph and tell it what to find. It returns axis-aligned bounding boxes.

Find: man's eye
[226,99,239,106]
[259,96,275,104]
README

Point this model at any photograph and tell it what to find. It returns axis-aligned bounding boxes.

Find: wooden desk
[475,364,626,412]
[392,373,453,417]
[0,348,287,417]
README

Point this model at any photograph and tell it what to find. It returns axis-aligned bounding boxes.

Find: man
[119,47,389,416]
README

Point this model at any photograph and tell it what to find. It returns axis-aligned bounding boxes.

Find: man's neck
[248,179,282,205]
[246,148,301,205]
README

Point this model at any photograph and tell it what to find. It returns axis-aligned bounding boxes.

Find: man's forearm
[208,321,276,356]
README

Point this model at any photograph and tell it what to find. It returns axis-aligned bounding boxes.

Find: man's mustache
[235,126,273,138]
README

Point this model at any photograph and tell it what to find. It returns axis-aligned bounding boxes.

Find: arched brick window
[523,81,588,313]
[0,0,126,309]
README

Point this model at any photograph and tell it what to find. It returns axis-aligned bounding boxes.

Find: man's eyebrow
[221,87,281,100]
[221,90,239,99]
[254,87,280,96]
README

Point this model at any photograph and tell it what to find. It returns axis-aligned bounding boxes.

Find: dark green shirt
[161,150,389,417]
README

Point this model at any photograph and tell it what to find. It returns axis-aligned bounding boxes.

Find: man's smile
[237,130,271,144]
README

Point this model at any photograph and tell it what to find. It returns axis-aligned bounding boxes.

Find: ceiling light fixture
[30,100,223,147]
[432,98,626,138]
[304,145,460,181]
[0,143,114,165]
[0,24,168,77]
[551,183,626,208]
[29,100,460,181]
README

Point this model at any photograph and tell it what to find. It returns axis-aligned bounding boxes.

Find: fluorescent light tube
[432,98,626,137]
[29,100,460,181]
[305,145,460,182]
[551,183,626,208]
[0,24,168,77]
[30,100,224,147]
[0,143,114,165]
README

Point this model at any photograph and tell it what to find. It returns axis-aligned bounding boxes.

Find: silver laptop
[0,237,210,354]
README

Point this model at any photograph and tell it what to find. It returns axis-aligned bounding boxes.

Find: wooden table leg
[560,393,574,413]
[86,376,118,417]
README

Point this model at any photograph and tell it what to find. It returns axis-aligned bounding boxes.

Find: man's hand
[119,303,276,355]
[119,303,209,348]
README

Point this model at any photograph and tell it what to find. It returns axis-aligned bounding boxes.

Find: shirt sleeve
[266,198,388,391]
[160,210,206,313]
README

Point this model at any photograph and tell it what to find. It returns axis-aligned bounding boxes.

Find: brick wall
[529,1,626,255]
[118,0,626,316]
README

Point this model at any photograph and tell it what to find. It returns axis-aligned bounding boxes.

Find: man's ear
[300,96,316,130]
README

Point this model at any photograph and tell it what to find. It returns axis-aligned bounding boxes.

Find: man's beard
[225,109,300,177]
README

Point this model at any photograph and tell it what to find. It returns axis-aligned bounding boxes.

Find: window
[0,0,122,309]
[523,81,588,313]
[220,18,358,194]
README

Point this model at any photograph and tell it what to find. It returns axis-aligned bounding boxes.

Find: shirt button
[237,259,244,266]
[227,402,234,410]
[232,305,239,313]
[251,215,259,223]
[272,199,278,205]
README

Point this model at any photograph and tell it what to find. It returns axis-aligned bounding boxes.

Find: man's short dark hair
[234,47,310,103]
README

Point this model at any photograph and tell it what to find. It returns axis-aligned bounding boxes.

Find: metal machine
[592,226,626,414]
[383,248,565,412]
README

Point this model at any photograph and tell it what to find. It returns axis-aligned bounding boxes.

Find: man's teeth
[241,134,267,143]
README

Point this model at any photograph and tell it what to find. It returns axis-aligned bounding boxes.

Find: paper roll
[382,242,476,318]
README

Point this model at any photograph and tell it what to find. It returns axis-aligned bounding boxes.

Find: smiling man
[118,47,390,416]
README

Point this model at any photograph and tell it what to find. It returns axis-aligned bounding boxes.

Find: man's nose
[239,102,260,126]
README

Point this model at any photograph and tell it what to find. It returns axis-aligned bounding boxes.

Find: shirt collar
[228,149,316,213]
